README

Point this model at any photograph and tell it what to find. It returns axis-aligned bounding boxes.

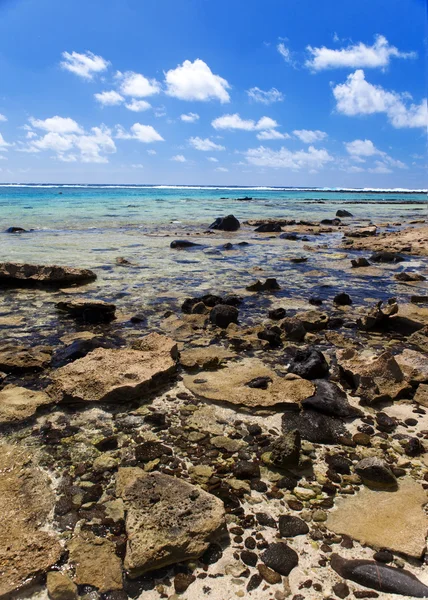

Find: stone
[179,346,235,370]
[294,310,329,332]
[326,478,428,558]
[254,222,282,232]
[183,359,314,409]
[351,257,370,268]
[282,409,350,444]
[269,307,286,320]
[68,532,123,592]
[0,343,52,373]
[170,240,201,248]
[0,384,54,424]
[209,214,240,231]
[395,349,428,383]
[211,436,243,453]
[173,573,196,593]
[56,299,116,324]
[5,226,27,233]
[278,515,309,537]
[265,431,301,469]
[354,457,397,489]
[0,444,62,597]
[394,271,425,282]
[288,349,329,380]
[257,564,282,584]
[50,333,177,403]
[334,293,352,306]
[54,336,114,365]
[0,262,96,286]
[246,278,281,292]
[209,305,239,328]
[330,554,428,597]
[369,251,405,263]
[47,572,78,600]
[116,467,225,576]
[302,380,362,419]
[357,299,398,330]
[414,384,428,408]
[325,454,351,475]
[280,317,306,341]
[336,210,353,218]
[233,460,261,480]
[261,542,299,576]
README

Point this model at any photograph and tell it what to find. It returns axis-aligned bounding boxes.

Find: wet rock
[394,271,426,282]
[278,515,309,537]
[357,299,398,330]
[254,222,282,232]
[265,430,301,469]
[209,215,240,231]
[295,310,329,332]
[355,457,397,489]
[54,336,115,365]
[0,262,96,286]
[246,278,281,292]
[258,327,282,347]
[5,226,27,233]
[47,572,78,600]
[116,467,225,576]
[321,218,341,226]
[334,293,352,306]
[0,384,54,424]
[280,317,306,341]
[369,251,405,263]
[210,305,239,328]
[336,210,353,218]
[170,240,201,249]
[330,554,428,597]
[269,308,286,320]
[261,542,299,576]
[395,349,428,383]
[0,343,52,374]
[288,349,329,380]
[351,257,370,268]
[68,532,123,592]
[179,346,235,370]
[0,445,62,597]
[302,380,362,418]
[50,333,177,403]
[326,478,428,558]
[282,409,350,444]
[56,299,116,324]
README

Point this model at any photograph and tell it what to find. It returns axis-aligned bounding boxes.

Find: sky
[0,0,426,187]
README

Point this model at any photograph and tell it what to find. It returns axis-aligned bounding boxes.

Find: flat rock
[68,532,123,592]
[282,409,350,444]
[0,343,52,373]
[116,467,225,576]
[395,348,428,383]
[56,299,116,323]
[180,346,236,370]
[0,384,54,424]
[183,359,314,409]
[0,262,96,286]
[326,478,428,558]
[50,333,177,403]
[0,444,62,597]
[294,310,329,332]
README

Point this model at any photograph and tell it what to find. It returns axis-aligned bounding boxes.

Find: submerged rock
[302,379,362,418]
[246,278,281,292]
[0,262,96,286]
[330,554,428,597]
[0,385,53,424]
[336,209,353,218]
[170,240,202,249]
[5,226,28,233]
[282,409,350,444]
[370,251,405,263]
[116,467,225,577]
[209,214,240,231]
[56,299,116,324]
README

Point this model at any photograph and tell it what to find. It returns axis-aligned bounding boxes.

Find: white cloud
[344,139,406,170]
[147,149,157,155]
[0,133,10,151]
[118,71,161,97]
[368,161,393,174]
[244,145,333,170]
[293,129,327,143]
[212,113,278,131]
[116,123,164,143]
[306,35,416,71]
[125,99,151,112]
[216,167,229,172]
[131,163,144,168]
[26,131,37,139]
[171,154,186,162]
[0,114,7,122]
[94,90,124,106]
[189,137,225,151]
[277,43,295,66]
[73,126,116,162]
[165,59,230,103]
[256,129,290,140]
[207,157,219,162]
[29,116,83,134]
[180,112,200,122]
[30,132,75,154]
[60,51,110,79]
[247,87,284,104]
[333,69,427,129]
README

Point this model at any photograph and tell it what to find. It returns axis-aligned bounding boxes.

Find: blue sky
[0,0,426,187]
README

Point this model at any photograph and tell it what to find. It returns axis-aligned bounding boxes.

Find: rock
[357,299,398,330]
[116,256,133,265]
[351,257,371,268]
[261,542,299,576]
[50,333,177,403]
[233,460,261,480]
[414,383,428,408]
[395,271,426,282]
[258,564,282,584]
[56,299,116,324]
[269,307,286,320]
[370,251,405,263]
[116,467,225,576]
[326,478,428,558]
[404,437,425,457]
[280,317,306,341]
[376,412,396,433]
[0,262,96,286]
[246,278,281,292]
[354,457,397,489]
[0,343,52,374]
[282,409,350,444]
[54,336,115,365]
[336,210,353,218]
[330,554,428,597]
[395,349,428,383]
[210,305,239,328]
[294,310,329,332]
[0,385,54,424]
[183,359,314,409]
[321,218,341,226]
[0,445,62,597]
[334,293,352,306]
[170,240,201,249]
[266,430,301,469]
[5,226,28,233]
[135,441,172,462]
[68,532,123,592]
[290,256,308,263]
[278,515,309,537]
[302,380,362,418]
[325,453,351,475]
[174,573,196,593]
[209,215,240,231]
[258,327,282,347]
[288,349,329,380]
[254,222,282,232]
[47,572,78,600]
[179,346,235,370]
[211,436,243,453]
[337,349,411,405]
[345,226,377,238]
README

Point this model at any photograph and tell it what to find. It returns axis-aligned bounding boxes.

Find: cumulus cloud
[0,133,10,151]
[0,114,7,122]
[180,112,200,122]
[147,149,157,155]
[344,138,406,170]
[116,123,164,143]
[118,71,161,97]
[125,99,151,112]
[256,130,290,140]
[345,139,380,157]
[60,51,110,79]
[94,90,124,106]
[165,59,230,103]
[171,154,186,162]
[207,157,219,162]
[244,145,333,170]
[306,35,416,71]
[29,116,83,134]
[189,137,225,151]
[333,69,427,129]
[247,87,284,104]
[293,129,327,143]
[212,113,278,131]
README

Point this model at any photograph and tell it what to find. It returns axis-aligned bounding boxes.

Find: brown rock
[0,385,54,424]
[68,532,123,592]
[0,262,96,286]
[47,572,78,600]
[0,343,52,374]
[414,383,428,408]
[395,349,428,383]
[179,346,236,370]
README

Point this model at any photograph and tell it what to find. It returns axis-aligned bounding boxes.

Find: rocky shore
[0,215,427,600]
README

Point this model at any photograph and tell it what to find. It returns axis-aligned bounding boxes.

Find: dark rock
[280,233,299,241]
[332,581,350,598]
[174,573,196,593]
[278,515,309,537]
[395,272,426,282]
[373,550,394,563]
[276,473,299,490]
[234,461,261,480]
[325,454,351,475]
[357,299,398,330]
[135,441,173,463]
[351,257,370,268]
[209,304,239,328]
[130,313,146,323]
[170,240,201,249]
[5,226,27,233]
[246,278,281,292]
[290,256,308,263]
[330,554,428,597]
[254,222,282,232]
[280,318,306,341]
[246,574,262,591]
[288,349,329,380]
[246,376,272,389]
[370,252,405,264]
[255,513,277,528]
[320,218,341,226]
[54,337,115,365]
[354,457,397,489]
[376,412,396,433]
[247,424,262,436]
[268,431,301,469]
[404,437,425,457]
[257,328,282,347]
[201,543,223,565]
[241,550,258,567]
[334,293,352,306]
[223,295,243,307]
[0,262,96,287]
[56,300,116,324]
[269,307,286,320]
[209,215,240,231]
[261,542,299,576]
[282,410,350,444]
[309,297,323,306]
[336,210,353,218]
[302,380,362,418]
